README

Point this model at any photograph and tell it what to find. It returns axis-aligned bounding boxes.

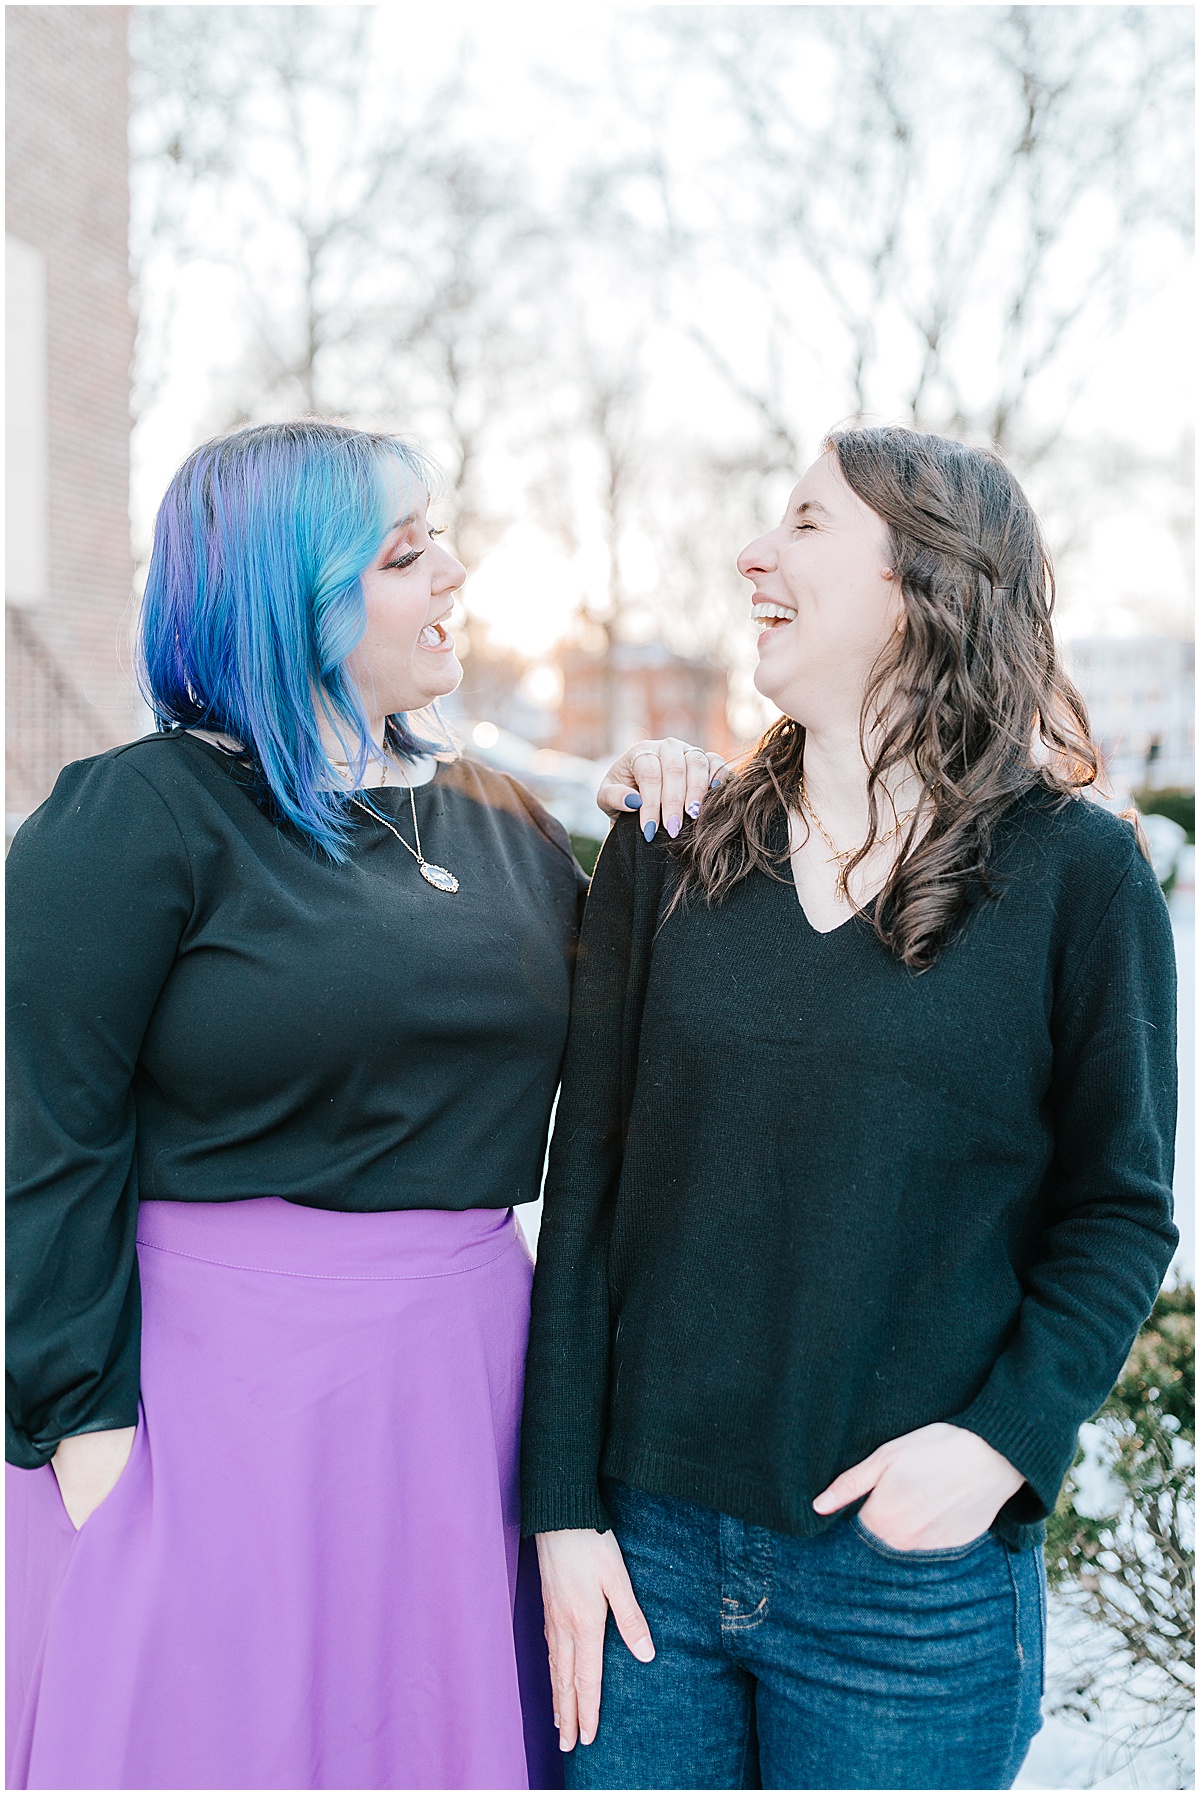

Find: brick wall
[6,6,137,817]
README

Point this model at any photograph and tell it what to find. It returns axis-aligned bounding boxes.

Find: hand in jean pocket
[812,1421,1025,1551]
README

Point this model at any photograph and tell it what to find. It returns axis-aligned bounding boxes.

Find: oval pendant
[419,861,460,893]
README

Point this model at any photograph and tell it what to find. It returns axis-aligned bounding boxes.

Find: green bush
[1134,788,1196,844]
[1045,1284,1195,1732]
[570,833,604,876]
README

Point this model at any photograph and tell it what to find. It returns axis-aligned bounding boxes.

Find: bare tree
[130,4,1193,732]
[131,6,544,571]
[643,6,1193,465]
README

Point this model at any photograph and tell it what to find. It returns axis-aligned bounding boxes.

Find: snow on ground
[1018,1706,1194,1792]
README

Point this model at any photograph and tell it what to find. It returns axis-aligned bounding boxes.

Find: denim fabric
[565,1479,1045,1791]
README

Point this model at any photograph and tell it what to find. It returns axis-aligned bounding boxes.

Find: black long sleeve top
[520,793,1178,1551]
[7,731,588,1469]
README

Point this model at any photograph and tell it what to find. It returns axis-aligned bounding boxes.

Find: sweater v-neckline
[790,884,868,938]
[768,805,875,939]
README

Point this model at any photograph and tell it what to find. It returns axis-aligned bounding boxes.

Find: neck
[799,716,921,832]
[318,713,388,766]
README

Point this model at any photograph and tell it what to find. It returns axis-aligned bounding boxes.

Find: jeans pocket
[850,1514,993,1563]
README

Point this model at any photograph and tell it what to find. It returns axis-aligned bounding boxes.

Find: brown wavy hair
[672,426,1099,969]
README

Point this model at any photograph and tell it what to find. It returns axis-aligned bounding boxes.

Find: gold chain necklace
[798,775,919,904]
[330,753,389,789]
[340,756,460,894]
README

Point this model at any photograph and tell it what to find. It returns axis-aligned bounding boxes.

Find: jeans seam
[721,1596,769,1633]
[737,1698,757,1789]
[1035,1549,1048,1699]
[719,1521,773,1640]
[999,1543,1027,1786]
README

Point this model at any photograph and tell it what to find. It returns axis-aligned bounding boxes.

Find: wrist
[947,1424,1025,1499]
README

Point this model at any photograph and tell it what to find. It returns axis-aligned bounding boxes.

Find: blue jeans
[565,1479,1045,1791]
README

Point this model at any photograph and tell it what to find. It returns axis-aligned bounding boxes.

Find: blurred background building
[6,5,139,831]
[554,642,735,763]
[1067,636,1195,804]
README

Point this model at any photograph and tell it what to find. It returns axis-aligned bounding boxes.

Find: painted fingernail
[709,773,723,789]
[580,1732,593,1748]
[623,792,642,809]
[686,801,701,819]
[666,814,681,839]
[643,820,657,843]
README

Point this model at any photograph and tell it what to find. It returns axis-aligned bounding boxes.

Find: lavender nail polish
[666,814,681,839]
[643,820,657,843]
[686,801,701,819]
[623,792,643,809]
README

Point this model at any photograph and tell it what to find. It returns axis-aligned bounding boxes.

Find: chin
[417,655,464,707]
[753,661,807,726]
[753,659,785,708]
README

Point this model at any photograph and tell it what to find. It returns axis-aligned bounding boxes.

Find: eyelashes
[383,526,446,571]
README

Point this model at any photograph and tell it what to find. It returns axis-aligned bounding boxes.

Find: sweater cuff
[949,1384,1074,1520]
[6,1419,53,1470]
[6,1401,141,1472]
[521,1480,612,1537]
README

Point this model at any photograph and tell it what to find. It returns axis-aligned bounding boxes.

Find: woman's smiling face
[739,452,904,729]
[345,485,467,721]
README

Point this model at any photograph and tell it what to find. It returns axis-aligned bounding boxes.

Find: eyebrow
[387,511,417,533]
[794,499,832,518]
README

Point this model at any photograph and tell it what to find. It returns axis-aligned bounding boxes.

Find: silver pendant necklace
[346,759,460,894]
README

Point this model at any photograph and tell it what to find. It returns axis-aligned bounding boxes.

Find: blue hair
[138,419,442,859]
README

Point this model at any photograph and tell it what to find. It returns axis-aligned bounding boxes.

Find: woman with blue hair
[5,418,721,1790]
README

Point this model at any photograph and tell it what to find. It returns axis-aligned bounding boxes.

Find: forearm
[521,823,648,1535]
[959,851,1181,1518]
[521,1222,617,1534]
[952,1201,1177,1517]
[6,1242,143,1469]
[6,760,190,1469]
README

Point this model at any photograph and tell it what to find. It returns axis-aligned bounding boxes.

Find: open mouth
[751,601,797,632]
[417,619,453,650]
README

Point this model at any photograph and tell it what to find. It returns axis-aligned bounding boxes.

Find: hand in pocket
[812,1421,1025,1551]
[51,1425,137,1530]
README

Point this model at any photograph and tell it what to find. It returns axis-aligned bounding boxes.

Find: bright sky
[130,4,1195,671]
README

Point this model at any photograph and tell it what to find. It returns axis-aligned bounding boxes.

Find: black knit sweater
[520,793,1178,1550]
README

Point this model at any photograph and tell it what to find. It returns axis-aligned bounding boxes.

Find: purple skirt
[6,1199,562,1790]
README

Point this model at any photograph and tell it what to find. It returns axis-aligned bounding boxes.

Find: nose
[737,532,777,582]
[432,543,467,596]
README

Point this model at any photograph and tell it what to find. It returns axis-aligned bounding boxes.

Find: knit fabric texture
[521,793,1178,1550]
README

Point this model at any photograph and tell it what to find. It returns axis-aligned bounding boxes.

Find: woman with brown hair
[520,426,1178,1790]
